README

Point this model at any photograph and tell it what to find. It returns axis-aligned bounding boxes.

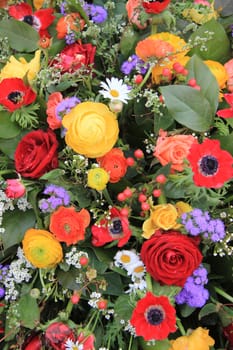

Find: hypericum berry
[153,189,161,197]
[173,62,184,74]
[71,292,80,304]
[126,157,135,166]
[97,299,108,310]
[120,207,129,217]
[155,174,167,184]
[117,192,126,202]
[182,68,188,76]
[188,78,197,87]
[138,193,147,203]
[159,95,164,103]
[79,256,89,266]
[162,68,172,77]
[134,74,143,84]
[123,188,133,198]
[141,202,150,211]
[134,149,144,159]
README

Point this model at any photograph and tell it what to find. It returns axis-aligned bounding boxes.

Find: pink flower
[217,93,233,118]
[194,0,211,6]
[5,179,26,199]
[224,58,233,92]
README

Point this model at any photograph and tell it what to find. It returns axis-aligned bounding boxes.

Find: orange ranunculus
[49,206,90,246]
[46,92,63,130]
[126,0,149,30]
[97,148,128,183]
[135,38,174,62]
[154,129,197,172]
[56,13,85,39]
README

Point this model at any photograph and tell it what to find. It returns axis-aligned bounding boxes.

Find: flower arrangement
[0,0,233,349]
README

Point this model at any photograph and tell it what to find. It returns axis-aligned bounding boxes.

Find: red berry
[155,174,166,184]
[188,78,197,87]
[138,193,147,203]
[173,62,184,73]
[134,74,143,84]
[120,207,129,216]
[79,256,89,266]
[141,202,150,211]
[97,300,108,310]
[153,189,161,197]
[117,192,126,201]
[193,84,201,90]
[71,293,80,304]
[126,157,135,166]
[134,149,144,159]
[162,68,172,77]
[123,188,133,198]
[159,95,165,103]
[182,68,188,76]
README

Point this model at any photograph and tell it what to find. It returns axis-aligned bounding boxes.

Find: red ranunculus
[52,42,96,73]
[91,207,132,247]
[97,148,128,183]
[140,230,203,287]
[14,129,59,179]
[5,179,26,199]
[45,322,75,350]
[142,0,171,14]
[0,78,37,112]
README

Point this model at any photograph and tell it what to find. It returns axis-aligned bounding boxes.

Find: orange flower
[56,13,85,39]
[49,206,90,246]
[136,38,174,62]
[224,58,233,92]
[97,148,128,183]
[46,92,63,130]
[126,0,149,30]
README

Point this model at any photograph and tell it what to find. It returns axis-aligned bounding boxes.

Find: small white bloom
[114,250,139,269]
[65,338,84,350]
[99,77,131,103]
[127,261,145,279]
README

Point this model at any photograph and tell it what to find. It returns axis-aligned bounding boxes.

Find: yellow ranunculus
[87,167,110,191]
[142,201,192,239]
[182,3,218,25]
[169,327,215,350]
[22,228,63,268]
[62,102,119,158]
[204,60,229,90]
[0,50,41,83]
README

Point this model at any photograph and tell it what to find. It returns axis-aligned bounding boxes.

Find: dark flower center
[198,155,219,176]
[8,91,23,104]
[23,15,34,25]
[146,0,164,3]
[109,218,122,235]
[146,306,165,325]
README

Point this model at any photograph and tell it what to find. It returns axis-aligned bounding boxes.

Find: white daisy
[114,250,139,269]
[65,338,84,350]
[99,77,131,103]
[127,261,146,279]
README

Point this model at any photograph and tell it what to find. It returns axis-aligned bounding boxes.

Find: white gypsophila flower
[65,338,84,350]
[99,77,131,103]
[114,250,139,269]
[126,279,147,294]
[17,197,33,211]
[88,291,102,308]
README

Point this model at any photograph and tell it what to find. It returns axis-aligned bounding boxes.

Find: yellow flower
[22,228,63,268]
[204,60,229,90]
[182,3,218,25]
[142,201,192,239]
[169,327,215,350]
[0,50,41,83]
[144,32,189,84]
[33,0,44,9]
[62,102,119,158]
[87,167,110,191]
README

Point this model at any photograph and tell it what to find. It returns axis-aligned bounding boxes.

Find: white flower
[127,261,145,279]
[65,338,84,350]
[99,77,131,103]
[114,250,139,269]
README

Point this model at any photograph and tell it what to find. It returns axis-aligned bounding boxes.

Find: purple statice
[56,96,81,121]
[84,4,108,24]
[181,208,226,242]
[121,54,149,75]
[175,265,209,308]
[39,184,70,213]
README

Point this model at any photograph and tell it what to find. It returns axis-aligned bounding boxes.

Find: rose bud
[5,179,26,199]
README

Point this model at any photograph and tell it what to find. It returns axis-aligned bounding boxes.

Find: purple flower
[39,184,71,213]
[56,96,81,120]
[0,287,5,299]
[121,55,148,75]
[84,4,108,23]
[65,32,76,45]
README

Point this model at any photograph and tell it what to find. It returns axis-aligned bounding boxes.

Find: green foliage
[10,104,40,129]
[0,111,21,139]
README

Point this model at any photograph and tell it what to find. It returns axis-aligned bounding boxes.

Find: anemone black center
[109,218,122,235]
[8,91,23,104]
[199,155,218,176]
[146,307,164,325]
[23,15,34,25]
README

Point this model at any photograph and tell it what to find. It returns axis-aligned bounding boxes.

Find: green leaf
[0,19,39,52]
[120,26,140,58]
[186,55,219,115]
[214,133,233,155]
[0,112,21,139]
[114,294,134,321]
[18,294,40,329]
[139,338,171,350]
[160,85,213,132]
[104,272,125,296]
[188,19,231,63]
[1,209,36,251]
[57,268,82,290]
[198,303,218,320]
[39,168,66,181]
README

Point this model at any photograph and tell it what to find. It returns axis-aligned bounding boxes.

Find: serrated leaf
[198,303,218,320]
[0,112,21,139]
[188,19,231,63]
[160,85,213,131]
[18,294,40,329]
[114,294,134,321]
[0,19,39,52]
[186,55,219,115]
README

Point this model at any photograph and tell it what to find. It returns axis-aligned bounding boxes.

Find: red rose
[5,179,26,199]
[142,0,171,14]
[45,322,75,350]
[14,129,59,179]
[141,230,203,287]
[53,42,96,73]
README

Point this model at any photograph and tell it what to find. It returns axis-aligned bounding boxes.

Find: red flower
[130,292,176,341]
[5,179,26,199]
[91,207,132,247]
[0,78,36,112]
[140,230,203,287]
[14,129,59,179]
[76,332,95,350]
[24,335,42,350]
[45,322,75,350]
[46,92,63,130]
[187,138,233,188]
[223,322,233,348]
[142,0,171,14]
[49,206,91,246]
[97,148,128,183]
[52,42,96,73]
[8,2,54,37]
[217,93,233,118]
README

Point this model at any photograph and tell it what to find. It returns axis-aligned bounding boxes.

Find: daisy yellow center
[133,266,144,273]
[120,255,131,263]
[110,89,119,98]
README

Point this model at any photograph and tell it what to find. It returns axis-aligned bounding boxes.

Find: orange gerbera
[49,206,91,246]
[56,13,85,39]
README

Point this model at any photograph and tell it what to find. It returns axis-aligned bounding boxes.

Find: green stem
[214,286,233,303]
[145,273,153,292]
[0,169,16,176]
[102,188,114,206]
[66,299,74,318]
[128,334,133,350]
[85,310,99,330]
[157,191,167,204]
[134,65,153,94]
[176,318,186,336]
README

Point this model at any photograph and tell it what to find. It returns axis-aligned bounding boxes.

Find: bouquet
[0,0,233,349]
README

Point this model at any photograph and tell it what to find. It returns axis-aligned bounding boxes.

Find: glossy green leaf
[18,294,40,329]
[120,26,140,58]
[0,19,39,52]
[160,85,213,131]
[214,133,233,155]
[0,112,21,139]
[186,55,219,115]
[198,303,218,320]
[188,19,231,63]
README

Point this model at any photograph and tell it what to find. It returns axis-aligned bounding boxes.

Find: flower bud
[5,179,26,199]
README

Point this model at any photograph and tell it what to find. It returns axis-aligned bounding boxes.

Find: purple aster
[39,185,71,213]
[84,4,108,23]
